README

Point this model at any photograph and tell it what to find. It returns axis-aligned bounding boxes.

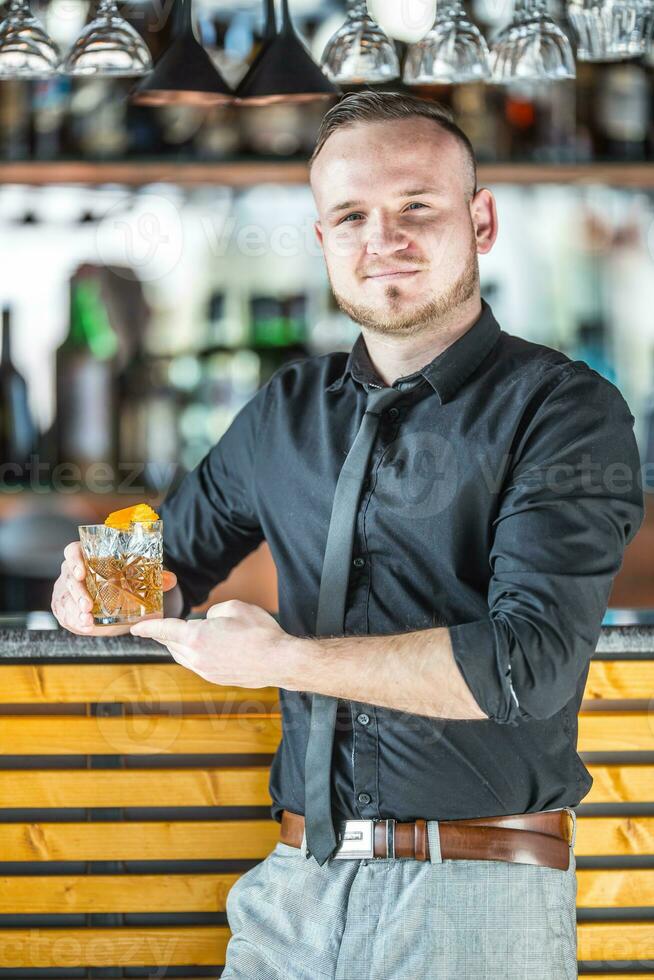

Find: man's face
[311,117,489,337]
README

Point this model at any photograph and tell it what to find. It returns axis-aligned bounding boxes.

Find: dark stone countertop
[0,621,653,661]
[0,628,166,661]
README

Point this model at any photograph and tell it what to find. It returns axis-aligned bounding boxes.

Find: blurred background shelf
[2,161,654,187]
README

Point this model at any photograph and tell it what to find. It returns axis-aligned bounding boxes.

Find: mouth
[365,270,422,281]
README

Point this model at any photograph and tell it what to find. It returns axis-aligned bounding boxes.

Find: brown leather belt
[280,808,576,871]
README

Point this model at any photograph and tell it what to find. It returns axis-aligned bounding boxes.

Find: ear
[470,188,498,255]
[314,219,324,251]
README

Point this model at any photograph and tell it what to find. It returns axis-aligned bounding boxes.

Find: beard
[328,232,479,338]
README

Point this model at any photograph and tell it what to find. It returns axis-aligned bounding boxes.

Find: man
[52,92,645,978]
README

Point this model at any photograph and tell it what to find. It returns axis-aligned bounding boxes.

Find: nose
[364,211,411,257]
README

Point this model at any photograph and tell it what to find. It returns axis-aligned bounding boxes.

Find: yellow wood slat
[0,658,650,705]
[578,921,654,961]
[2,868,654,914]
[0,925,228,967]
[584,660,654,700]
[584,764,654,803]
[0,874,240,913]
[2,711,652,755]
[3,764,650,809]
[0,819,280,861]
[578,711,654,752]
[0,664,280,705]
[0,714,282,754]
[0,767,272,807]
[575,815,654,856]
[0,923,653,968]
[577,868,654,907]
[1,815,653,861]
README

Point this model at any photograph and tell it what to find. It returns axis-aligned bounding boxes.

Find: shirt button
[352,557,366,568]
[387,407,400,420]
[357,713,370,725]
[358,793,371,805]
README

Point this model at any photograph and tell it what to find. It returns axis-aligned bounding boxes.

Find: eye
[338,202,427,224]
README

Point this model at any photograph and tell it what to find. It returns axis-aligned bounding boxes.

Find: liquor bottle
[249,294,308,347]
[592,62,651,162]
[55,266,119,483]
[29,75,72,160]
[119,346,181,493]
[203,290,248,348]
[194,103,242,159]
[125,99,167,158]
[69,79,129,160]
[0,306,37,485]
[502,79,576,162]
[400,81,454,114]
[571,61,595,163]
[568,316,618,385]
[249,293,309,383]
[451,83,507,163]
[0,80,30,160]
[310,286,360,354]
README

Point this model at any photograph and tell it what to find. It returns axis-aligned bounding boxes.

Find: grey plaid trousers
[222,820,578,979]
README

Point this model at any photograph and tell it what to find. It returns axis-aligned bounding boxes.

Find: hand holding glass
[78,519,164,626]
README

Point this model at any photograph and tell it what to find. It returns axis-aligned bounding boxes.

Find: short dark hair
[309,90,477,201]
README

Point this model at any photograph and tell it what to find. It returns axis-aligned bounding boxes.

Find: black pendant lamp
[234,0,277,95]
[236,0,341,106]
[130,0,234,107]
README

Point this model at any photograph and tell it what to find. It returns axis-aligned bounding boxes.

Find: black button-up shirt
[160,299,645,824]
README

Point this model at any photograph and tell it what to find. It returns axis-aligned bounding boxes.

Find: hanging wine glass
[641,0,654,64]
[567,0,650,61]
[403,1,491,85]
[63,0,152,76]
[0,0,60,78]
[490,0,576,82]
[320,0,399,84]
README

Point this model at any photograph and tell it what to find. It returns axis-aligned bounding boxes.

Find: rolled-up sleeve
[449,364,645,726]
[159,381,270,618]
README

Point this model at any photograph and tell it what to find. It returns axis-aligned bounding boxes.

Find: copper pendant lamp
[129,0,234,107]
[236,0,341,106]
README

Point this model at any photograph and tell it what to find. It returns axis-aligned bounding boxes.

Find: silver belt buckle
[332,819,375,859]
[564,806,577,849]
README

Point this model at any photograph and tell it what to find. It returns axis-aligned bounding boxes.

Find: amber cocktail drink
[78,506,163,626]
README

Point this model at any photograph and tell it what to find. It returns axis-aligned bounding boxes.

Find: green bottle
[55,265,119,481]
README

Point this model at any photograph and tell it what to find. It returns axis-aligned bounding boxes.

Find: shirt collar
[325,298,501,405]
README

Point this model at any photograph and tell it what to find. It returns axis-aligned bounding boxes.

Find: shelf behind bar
[1,160,654,187]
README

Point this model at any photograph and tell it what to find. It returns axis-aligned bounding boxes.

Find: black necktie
[304,384,405,866]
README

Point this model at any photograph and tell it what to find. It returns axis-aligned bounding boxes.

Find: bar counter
[0,612,653,973]
[1,616,653,661]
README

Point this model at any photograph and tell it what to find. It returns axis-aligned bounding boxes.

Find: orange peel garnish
[104,503,160,531]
